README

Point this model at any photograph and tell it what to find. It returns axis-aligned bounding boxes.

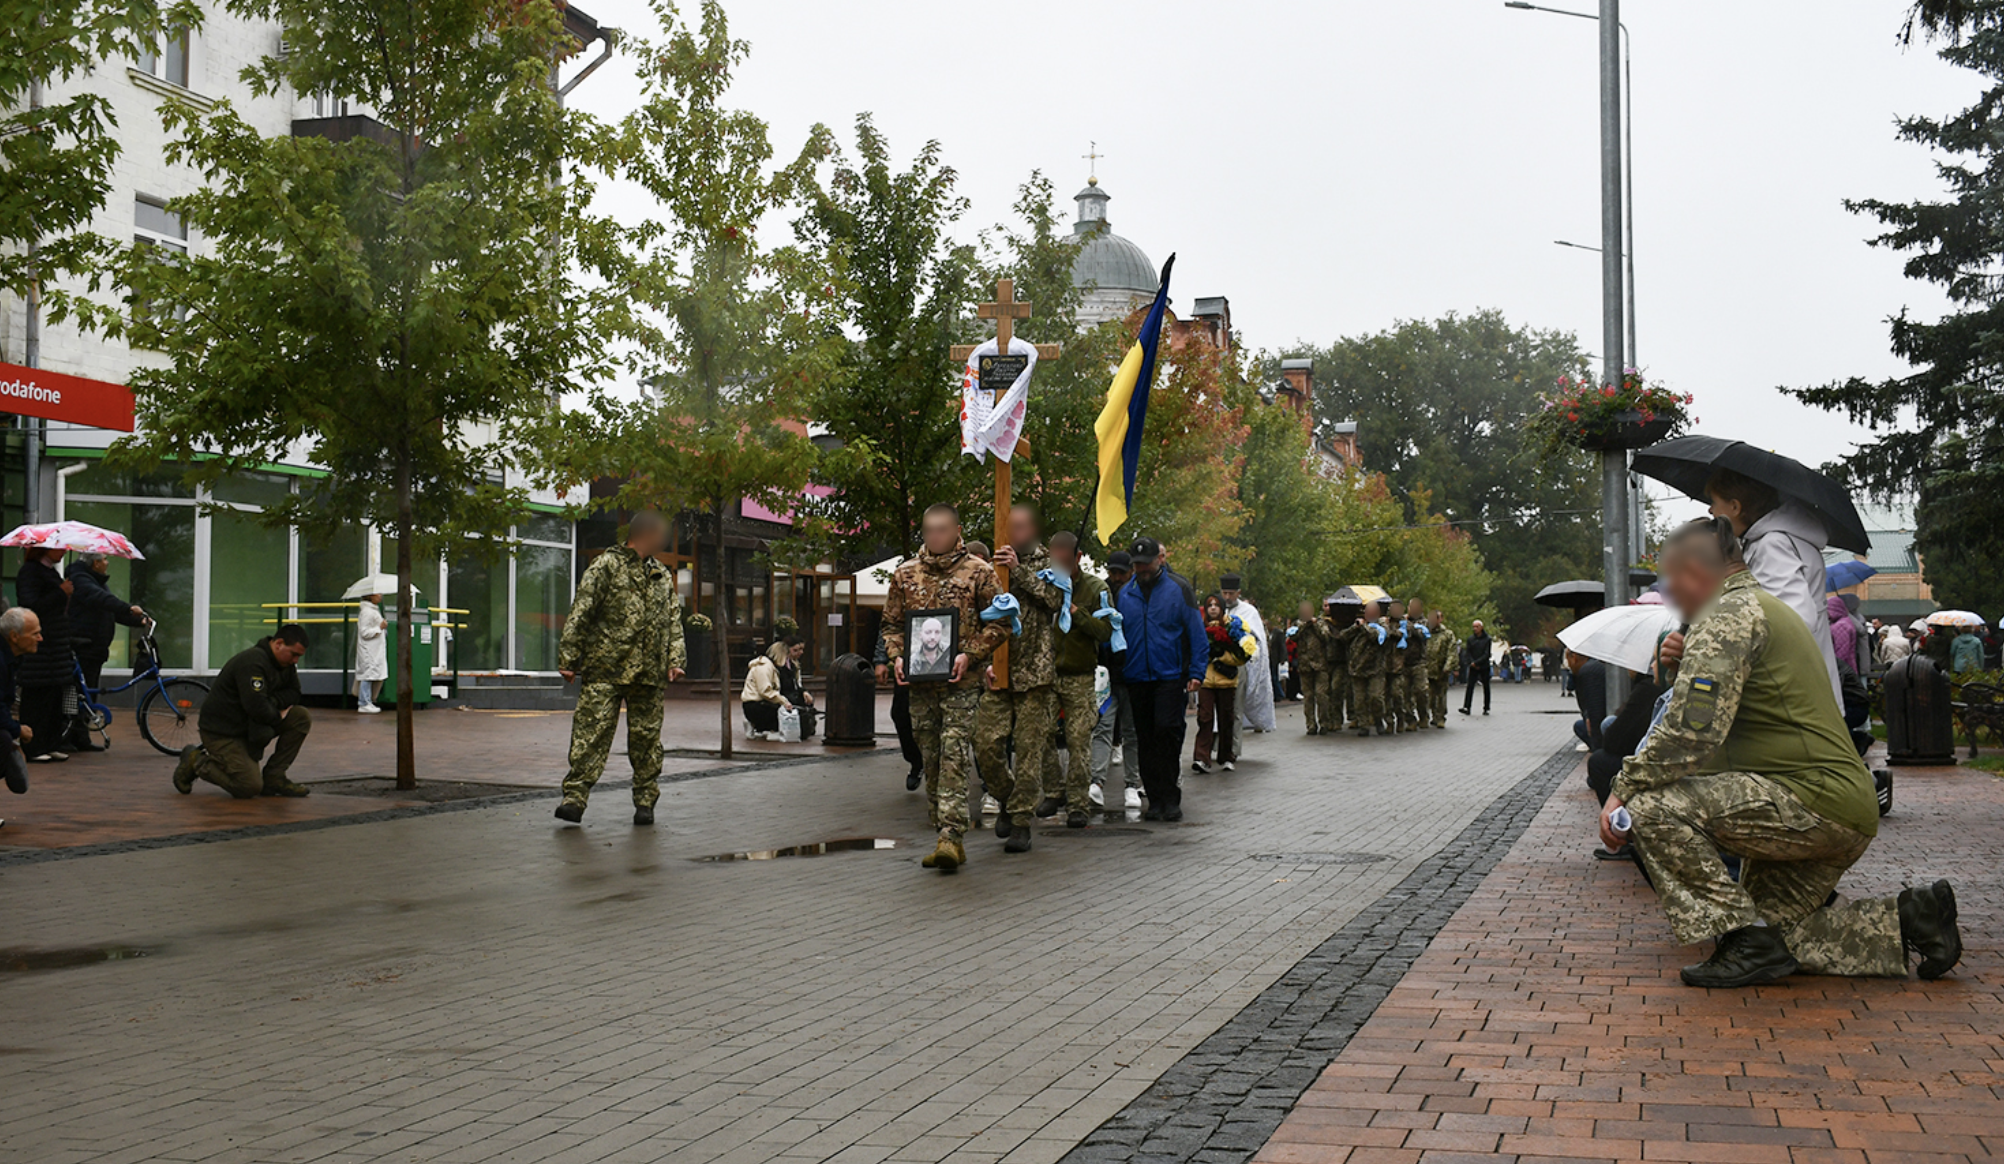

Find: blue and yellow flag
[1092,254,1175,545]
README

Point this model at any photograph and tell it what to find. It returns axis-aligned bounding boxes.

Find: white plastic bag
[778,705,803,743]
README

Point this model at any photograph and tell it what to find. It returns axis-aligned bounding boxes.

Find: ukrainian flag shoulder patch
[1684,676,1719,730]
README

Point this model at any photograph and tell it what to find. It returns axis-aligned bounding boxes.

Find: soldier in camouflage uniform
[883,503,1011,873]
[1038,531,1112,828]
[977,505,1066,852]
[1424,609,1457,728]
[1293,600,1334,735]
[555,511,686,826]
[1343,604,1389,737]
[1605,518,1961,987]
[1403,598,1432,732]
[1383,599,1412,732]
[1326,600,1352,730]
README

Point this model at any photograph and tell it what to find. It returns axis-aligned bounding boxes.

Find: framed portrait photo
[903,608,960,683]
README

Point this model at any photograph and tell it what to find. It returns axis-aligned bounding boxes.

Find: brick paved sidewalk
[1254,757,2004,1164]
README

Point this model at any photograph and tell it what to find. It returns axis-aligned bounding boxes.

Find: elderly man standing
[1039,530,1111,829]
[555,510,685,827]
[1604,518,1961,987]
[0,608,43,799]
[883,503,1011,873]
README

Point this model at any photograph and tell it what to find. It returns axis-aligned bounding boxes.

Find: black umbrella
[1630,435,1872,554]
[1534,580,1609,611]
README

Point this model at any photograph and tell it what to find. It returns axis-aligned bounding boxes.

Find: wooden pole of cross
[950,277,1060,689]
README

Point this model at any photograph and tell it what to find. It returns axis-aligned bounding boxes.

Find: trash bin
[821,652,878,747]
[380,609,435,707]
[1884,654,1952,766]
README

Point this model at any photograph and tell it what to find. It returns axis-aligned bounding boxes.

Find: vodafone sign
[0,361,136,432]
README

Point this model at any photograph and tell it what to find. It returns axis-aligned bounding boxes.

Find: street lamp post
[1506,0,1629,707]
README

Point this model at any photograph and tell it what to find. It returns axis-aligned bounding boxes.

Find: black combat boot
[1679,925,1797,988]
[554,802,584,823]
[1067,809,1089,829]
[1034,796,1063,819]
[633,805,654,826]
[1004,821,1033,853]
[1899,880,1962,980]
[994,812,1013,840]
[171,745,199,795]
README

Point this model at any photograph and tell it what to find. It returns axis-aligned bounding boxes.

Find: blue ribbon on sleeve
[979,593,1022,637]
[1037,568,1074,633]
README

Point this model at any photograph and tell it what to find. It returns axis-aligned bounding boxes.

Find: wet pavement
[3,682,1577,1164]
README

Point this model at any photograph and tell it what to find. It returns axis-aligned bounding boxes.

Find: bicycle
[70,619,211,757]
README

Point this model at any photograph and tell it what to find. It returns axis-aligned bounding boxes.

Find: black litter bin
[1884,654,1955,766]
[822,653,879,747]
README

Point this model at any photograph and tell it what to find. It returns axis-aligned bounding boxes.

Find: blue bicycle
[70,619,210,756]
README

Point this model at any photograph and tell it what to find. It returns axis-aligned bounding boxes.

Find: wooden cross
[949,277,1061,689]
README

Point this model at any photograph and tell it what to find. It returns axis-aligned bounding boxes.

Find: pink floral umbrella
[0,520,147,560]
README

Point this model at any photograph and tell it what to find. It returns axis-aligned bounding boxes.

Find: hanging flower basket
[1525,371,1693,460]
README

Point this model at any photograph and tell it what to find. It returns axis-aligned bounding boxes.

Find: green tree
[1,0,195,329]
[540,0,849,758]
[114,0,600,788]
[1784,10,2004,617]
[1285,310,1597,640]
[796,115,981,563]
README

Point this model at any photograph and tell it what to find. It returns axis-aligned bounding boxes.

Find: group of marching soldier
[1290,596,1460,736]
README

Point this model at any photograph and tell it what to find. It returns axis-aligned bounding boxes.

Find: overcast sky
[568,0,1970,526]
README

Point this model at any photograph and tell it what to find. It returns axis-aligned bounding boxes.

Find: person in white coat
[355,594,388,714]
[1220,575,1275,746]
[1706,471,1843,706]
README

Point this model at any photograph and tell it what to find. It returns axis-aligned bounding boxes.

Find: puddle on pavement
[693,837,896,862]
[1249,851,1389,865]
[0,944,159,972]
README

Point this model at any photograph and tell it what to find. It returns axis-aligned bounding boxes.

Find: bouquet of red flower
[1524,369,1693,459]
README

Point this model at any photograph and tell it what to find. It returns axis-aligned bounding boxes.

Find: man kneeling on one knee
[173,623,313,798]
[1602,517,1960,988]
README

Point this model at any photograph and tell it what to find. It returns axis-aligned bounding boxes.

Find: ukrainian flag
[1093,254,1176,545]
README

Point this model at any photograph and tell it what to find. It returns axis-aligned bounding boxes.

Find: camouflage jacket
[1425,626,1460,679]
[882,542,1011,690]
[1384,618,1412,673]
[998,543,1066,690]
[1295,617,1337,672]
[1342,620,1387,678]
[1612,571,1878,835]
[558,545,686,685]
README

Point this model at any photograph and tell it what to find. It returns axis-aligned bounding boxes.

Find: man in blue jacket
[1116,536,1206,821]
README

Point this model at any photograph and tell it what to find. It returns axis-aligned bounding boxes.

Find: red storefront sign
[0,361,136,432]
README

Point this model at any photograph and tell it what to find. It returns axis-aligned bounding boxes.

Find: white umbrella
[341,573,420,601]
[1925,609,1984,630]
[1558,604,1681,674]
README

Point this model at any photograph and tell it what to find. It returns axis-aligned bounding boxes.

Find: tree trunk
[394,447,417,790]
[714,502,732,760]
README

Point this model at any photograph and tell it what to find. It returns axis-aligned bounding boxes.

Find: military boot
[921,836,963,872]
[1679,925,1797,988]
[554,801,584,823]
[172,745,200,795]
[994,813,1013,840]
[1067,809,1089,829]
[262,776,311,798]
[1034,796,1063,819]
[1900,880,1962,980]
[1005,821,1033,853]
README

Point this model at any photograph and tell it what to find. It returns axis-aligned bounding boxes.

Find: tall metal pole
[21,73,43,525]
[1623,33,1644,572]
[1599,0,1630,709]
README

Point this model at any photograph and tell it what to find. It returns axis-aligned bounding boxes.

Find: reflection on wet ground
[693,838,897,862]
[0,945,158,972]
[1249,851,1389,865]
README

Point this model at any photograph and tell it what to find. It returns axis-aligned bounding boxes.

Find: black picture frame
[904,608,959,683]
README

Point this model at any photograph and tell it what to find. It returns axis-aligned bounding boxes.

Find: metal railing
[260,602,470,704]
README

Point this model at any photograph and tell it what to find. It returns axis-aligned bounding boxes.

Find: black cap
[1220,573,1243,590]
[1106,550,1133,570]
[1128,536,1162,561]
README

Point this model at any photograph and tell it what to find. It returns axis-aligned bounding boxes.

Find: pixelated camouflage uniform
[1295,616,1336,734]
[1616,571,1903,977]
[558,545,685,810]
[1401,615,1431,731]
[1383,617,1412,730]
[1426,623,1458,727]
[1042,569,1112,813]
[1343,619,1388,733]
[975,543,1066,828]
[882,542,1009,842]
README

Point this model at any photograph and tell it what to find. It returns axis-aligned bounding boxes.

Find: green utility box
[380,609,435,706]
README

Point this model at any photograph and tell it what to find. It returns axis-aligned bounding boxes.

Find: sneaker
[1034,796,1063,819]
[633,805,655,826]
[171,745,199,794]
[554,801,584,823]
[1679,925,1797,988]
[982,794,1002,817]
[262,777,311,797]
[357,703,382,715]
[1220,760,1235,772]
[1899,880,1962,980]
[1123,787,1142,810]
[1482,709,1489,716]
[1112,745,1124,766]
[1576,742,1591,753]
[29,752,67,763]
[905,766,923,792]
[1458,707,1470,717]
[1088,783,1105,807]
[1067,810,1089,829]
[1191,760,1210,774]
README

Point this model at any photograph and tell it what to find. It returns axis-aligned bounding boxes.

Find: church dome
[1070,180,1156,324]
